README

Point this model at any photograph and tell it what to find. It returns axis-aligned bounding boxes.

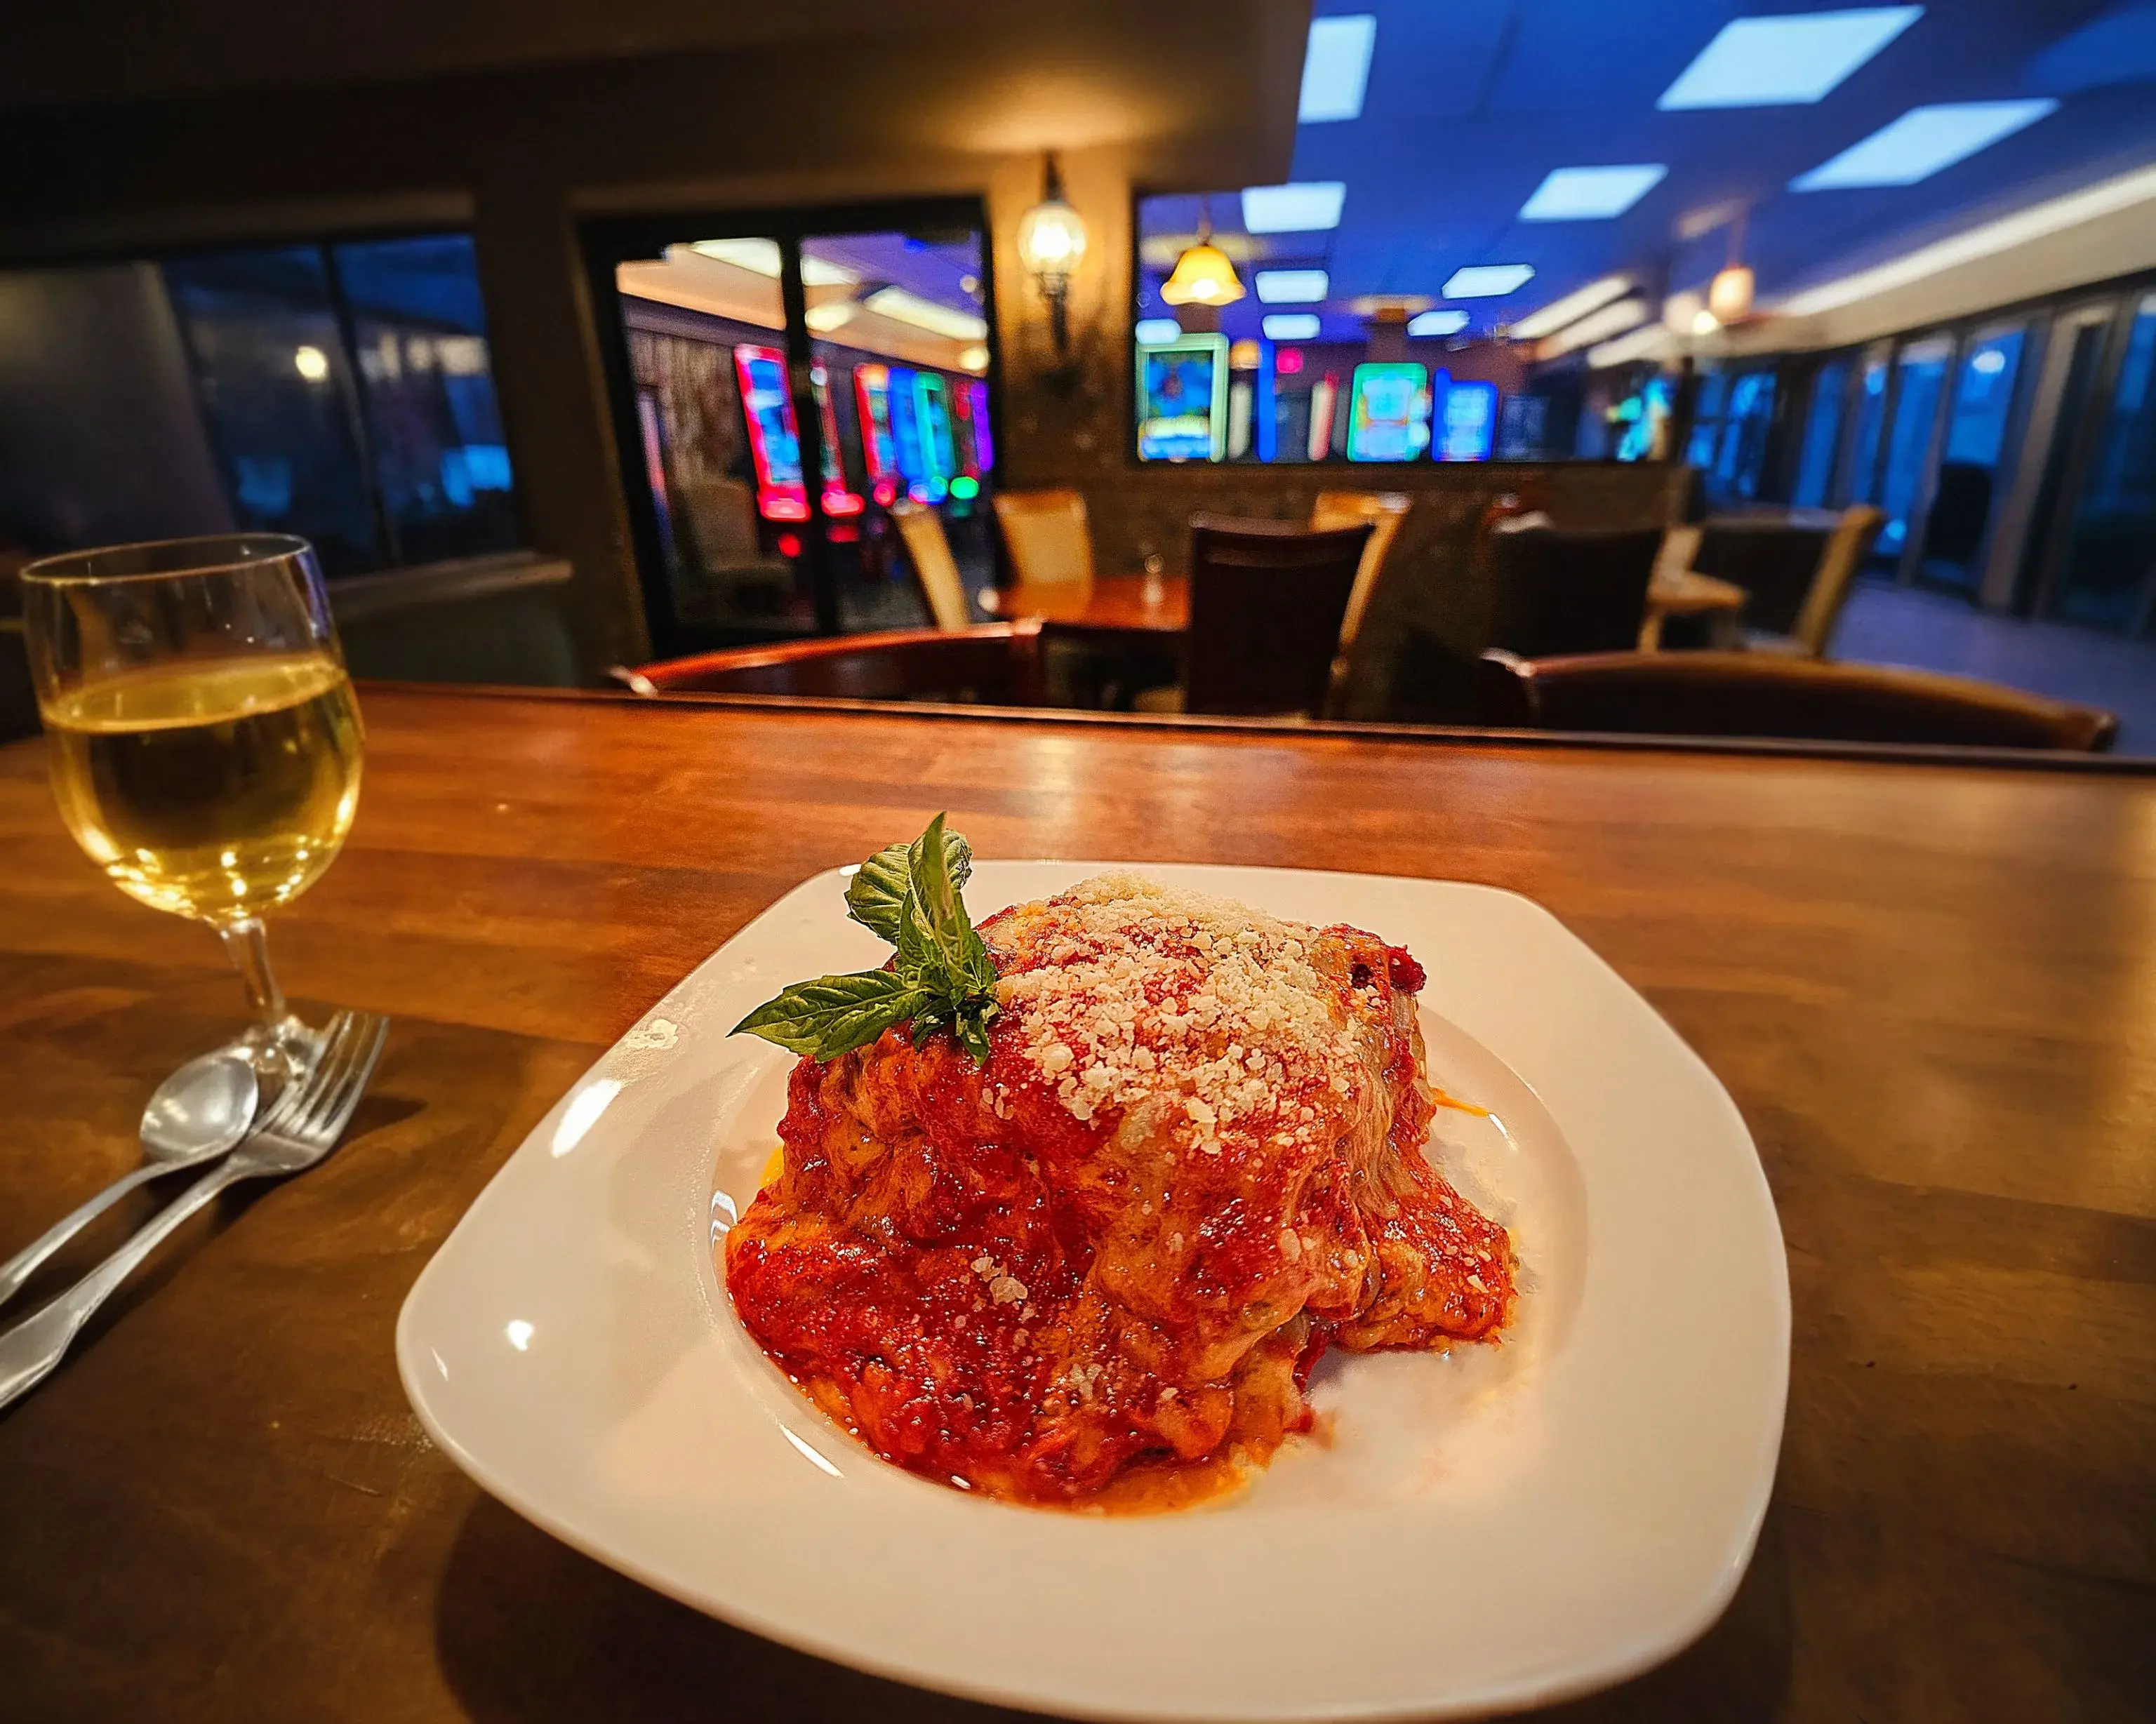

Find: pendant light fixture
[1159,198,1246,309]
[1707,208,1755,326]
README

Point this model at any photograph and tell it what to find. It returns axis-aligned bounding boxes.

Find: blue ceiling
[1137,0,2156,342]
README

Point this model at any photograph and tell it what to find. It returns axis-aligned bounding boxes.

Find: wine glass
[21,534,364,1088]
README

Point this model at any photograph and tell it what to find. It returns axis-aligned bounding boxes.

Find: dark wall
[0,5,1305,679]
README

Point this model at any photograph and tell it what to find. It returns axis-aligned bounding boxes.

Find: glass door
[1874,334,1955,577]
[1996,299,2118,615]
[583,199,996,655]
[1915,322,2028,594]
[2047,291,2156,633]
[1790,356,1849,509]
[799,225,994,633]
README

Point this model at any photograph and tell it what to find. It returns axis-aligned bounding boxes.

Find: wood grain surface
[0,686,2150,1723]
[992,572,1190,639]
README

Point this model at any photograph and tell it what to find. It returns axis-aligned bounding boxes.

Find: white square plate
[398,864,1788,1721]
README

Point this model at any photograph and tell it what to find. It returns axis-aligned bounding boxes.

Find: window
[588,201,997,653]
[2051,293,2156,632]
[1791,359,1848,508]
[1686,366,1776,505]
[0,234,518,577]
[1874,335,1953,563]
[1131,191,1581,464]
[1916,325,2025,590]
[1838,350,1891,506]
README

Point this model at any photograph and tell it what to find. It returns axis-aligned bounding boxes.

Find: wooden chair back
[623,621,1044,706]
[1477,648,2117,751]
[1483,522,1663,658]
[1183,514,1371,716]
[1311,490,1411,716]
[1790,504,1886,656]
[992,489,1095,594]
[891,500,971,632]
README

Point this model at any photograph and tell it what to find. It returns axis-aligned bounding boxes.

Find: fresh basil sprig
[733,815,1001,1064]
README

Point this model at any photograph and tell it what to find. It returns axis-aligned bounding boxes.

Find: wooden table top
[2,686,2151,1723]
[990,572,1190,638]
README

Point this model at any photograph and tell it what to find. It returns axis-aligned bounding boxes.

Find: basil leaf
[906,813,978,984]
[844,843,912,942]
[743,816,998,1069]
[954,1006,994,1065]
[731,970,932,1061]
[846,827,971,943]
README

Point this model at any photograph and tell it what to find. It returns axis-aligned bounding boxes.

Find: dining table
[985,572,1190,643]
[1,683,2150,1723]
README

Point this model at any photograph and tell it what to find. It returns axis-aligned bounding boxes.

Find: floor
[1829,581,2156,756]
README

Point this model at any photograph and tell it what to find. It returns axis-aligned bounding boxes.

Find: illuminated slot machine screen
[1436,380,1500,462]
[886,366,931,501]
[731,344,808,521]
[811,363,863,519]
[852,363,900,507]
[950,382,984,500]
[1135,333,1228,462]
[964,378,994,474]
[1345,362,1432,462]
[912,373,954,503]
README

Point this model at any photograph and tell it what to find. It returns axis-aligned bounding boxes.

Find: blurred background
[2,1,2152,750]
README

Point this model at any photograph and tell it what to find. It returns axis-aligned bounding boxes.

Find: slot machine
[810,363,864,520]
[731,344,808,521]
[912,372,954,504]
[886,366,931,502]
[852,363,901,508]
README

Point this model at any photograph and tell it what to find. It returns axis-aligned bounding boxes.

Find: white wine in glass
[23,535,364,1084]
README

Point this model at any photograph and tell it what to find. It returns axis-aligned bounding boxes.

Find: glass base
[226,1014,324,1096]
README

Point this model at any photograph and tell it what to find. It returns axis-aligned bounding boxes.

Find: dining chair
[992,489,1095,595]
[1477,648,2118,751]
[618,620,1045,707]
[891,500,973,632]
[1138,515,1371,717]
[1482,521,1663,658]
[1750,504,1886,657]
[1310,490,1411,717]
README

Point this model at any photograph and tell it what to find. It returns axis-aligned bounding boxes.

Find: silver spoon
[0,1052,259,1312]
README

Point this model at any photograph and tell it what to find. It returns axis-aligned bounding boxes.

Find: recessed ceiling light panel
[1262,312,1323,341]
[1407,309,1470,337]
[1519,164,1669,222]
[1659,6,1923,109]
[1792,98,2059,189]
[1242,182,1349,233]
[1299,14,1377,123]
[1256,269,1330,303]
[1444,264,1536,298]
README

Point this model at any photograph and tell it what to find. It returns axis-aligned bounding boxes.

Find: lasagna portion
[724,873,1514,1509]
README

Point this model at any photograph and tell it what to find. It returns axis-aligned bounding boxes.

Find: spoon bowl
[142,1053,260,1163]
[0,1050,260,1311]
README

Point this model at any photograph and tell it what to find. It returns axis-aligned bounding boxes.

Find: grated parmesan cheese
[987,874,1369,1153]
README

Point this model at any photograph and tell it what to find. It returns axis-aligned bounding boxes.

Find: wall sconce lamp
[1017,152,1089,358]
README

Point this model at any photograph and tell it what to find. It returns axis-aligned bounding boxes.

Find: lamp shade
[1159,240,1246,307]
[1017,196,1088,287]
[1708,264,1755,325]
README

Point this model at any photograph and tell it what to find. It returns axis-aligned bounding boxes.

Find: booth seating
[620,620,1044,706]
[1478,647,2118,751]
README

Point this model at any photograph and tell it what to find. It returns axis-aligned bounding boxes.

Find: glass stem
[218,916,287,1034]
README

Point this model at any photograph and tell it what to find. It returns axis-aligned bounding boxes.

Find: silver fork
[0,1010,389,1413]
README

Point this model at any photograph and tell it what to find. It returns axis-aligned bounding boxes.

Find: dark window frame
[579,196,1004,661]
